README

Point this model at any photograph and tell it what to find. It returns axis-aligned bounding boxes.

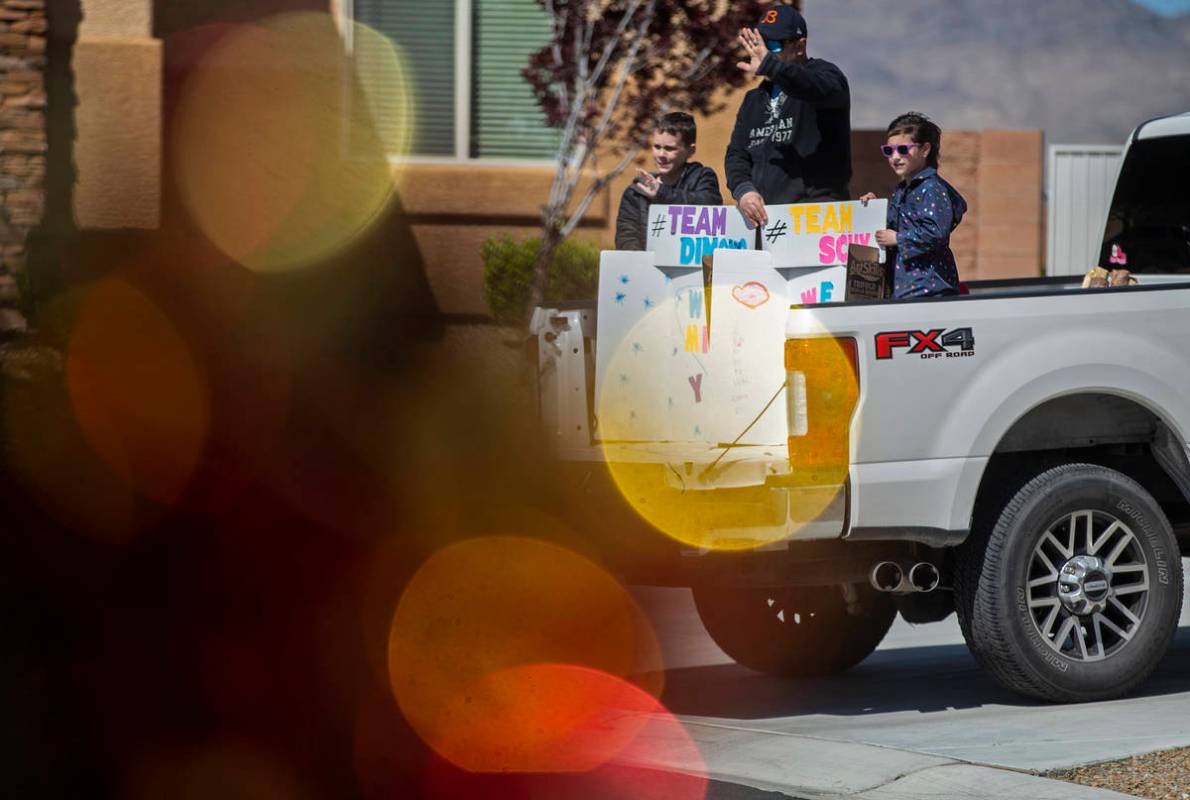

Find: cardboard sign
[844,243,887,301]
[761,199,887,267]
[594,249,846,445]
[645,204,756,267]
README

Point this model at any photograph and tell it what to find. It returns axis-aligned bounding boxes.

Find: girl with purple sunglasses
[860,112,968,298]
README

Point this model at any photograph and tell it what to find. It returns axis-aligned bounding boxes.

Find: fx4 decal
[875,327,976,360]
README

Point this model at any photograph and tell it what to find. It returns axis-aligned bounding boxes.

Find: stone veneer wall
[0,0,45,335]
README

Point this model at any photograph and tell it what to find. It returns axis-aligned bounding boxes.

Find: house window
[350,0,560,161]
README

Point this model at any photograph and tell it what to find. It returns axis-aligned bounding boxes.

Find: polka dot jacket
[886,166,968,298]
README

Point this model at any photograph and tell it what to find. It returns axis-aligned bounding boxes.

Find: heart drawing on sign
[731,281,770,309]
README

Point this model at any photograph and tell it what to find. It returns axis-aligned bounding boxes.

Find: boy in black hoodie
[726,6,851,227]
[615,112,723,250]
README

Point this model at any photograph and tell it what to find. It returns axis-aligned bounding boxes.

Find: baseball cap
[756,5,807,41]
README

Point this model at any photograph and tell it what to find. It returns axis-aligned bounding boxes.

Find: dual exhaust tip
[870,561,940,594]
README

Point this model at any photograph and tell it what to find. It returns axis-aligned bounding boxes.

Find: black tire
[956,463,1183,702]
[691,582,895,677]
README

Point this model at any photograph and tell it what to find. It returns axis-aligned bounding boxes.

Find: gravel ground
[1050,747,1190,799]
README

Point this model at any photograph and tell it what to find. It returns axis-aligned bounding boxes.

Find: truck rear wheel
[691,583,895,677]
[956,463,1182,702]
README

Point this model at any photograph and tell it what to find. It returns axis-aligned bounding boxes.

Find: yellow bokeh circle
[596,291,856,551]
[172,13,412,273]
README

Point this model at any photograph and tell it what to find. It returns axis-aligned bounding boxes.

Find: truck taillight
[784,337,859,486]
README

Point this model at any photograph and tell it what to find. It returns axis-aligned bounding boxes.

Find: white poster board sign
[593,250,844,445]
[761,199,887,268]
[646,204,755,267]
[783,265,847,306]
[673,250,791,445]
[595,250,702,442]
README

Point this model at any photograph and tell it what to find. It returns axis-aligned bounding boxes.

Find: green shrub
[482,235,600,325]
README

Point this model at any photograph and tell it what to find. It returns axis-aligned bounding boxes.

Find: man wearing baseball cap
[726,4,851,226]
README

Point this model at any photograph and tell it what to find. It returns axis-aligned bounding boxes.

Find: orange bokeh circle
[421,665,708,800]
[387,536,663,772]
[66,278,211,508]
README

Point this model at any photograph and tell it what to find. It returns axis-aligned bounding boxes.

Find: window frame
[337,0,558,167]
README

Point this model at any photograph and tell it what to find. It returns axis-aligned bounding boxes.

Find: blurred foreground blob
[172,12,411,273]
[387,536,670,774]
[122,741,310,800]
[353,680,707,800]
[598,298,855,551]
[67,278,211,509]
[2,277,211,543]
[2,341,140,544]
[435,664,654,773]
[421,669,707,800]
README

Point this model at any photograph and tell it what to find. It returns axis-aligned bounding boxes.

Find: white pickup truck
[532,112,1190,702]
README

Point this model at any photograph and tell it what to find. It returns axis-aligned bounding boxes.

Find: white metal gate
[1046,145,1124,276]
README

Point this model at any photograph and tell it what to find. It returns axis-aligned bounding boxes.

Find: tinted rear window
[1100,135,1190,273]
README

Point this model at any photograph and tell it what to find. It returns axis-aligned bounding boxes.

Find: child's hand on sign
[875,229,898,247]
[859,192,878,205]
[631,168,662,199]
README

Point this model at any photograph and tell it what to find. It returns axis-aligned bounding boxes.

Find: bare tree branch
[583,0,643,94]
[546,106,584,213]
[684,44,712,81]
[574,4,587,84]
[580,0,596,65]
[566,0,655,188]
[559,144,642,239]
[547,0,646,227]
[588,0,655,146]
[545,0,569,109]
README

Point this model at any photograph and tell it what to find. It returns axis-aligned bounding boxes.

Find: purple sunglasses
[880,143,924,157]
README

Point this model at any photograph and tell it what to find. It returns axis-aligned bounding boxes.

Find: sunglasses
[880,143,925,157]
[764,39,784,53]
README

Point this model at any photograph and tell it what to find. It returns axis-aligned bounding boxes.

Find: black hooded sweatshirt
[725,53,852,205]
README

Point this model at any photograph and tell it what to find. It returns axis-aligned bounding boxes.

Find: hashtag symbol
[650,215,666,237]
[764,221,788,243]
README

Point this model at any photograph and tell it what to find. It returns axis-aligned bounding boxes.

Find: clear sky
[1131,0,1190,15]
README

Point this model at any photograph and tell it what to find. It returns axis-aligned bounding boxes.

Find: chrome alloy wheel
[1026,510,1150,662]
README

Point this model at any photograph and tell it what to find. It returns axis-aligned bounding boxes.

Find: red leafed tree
[522,0,767,314]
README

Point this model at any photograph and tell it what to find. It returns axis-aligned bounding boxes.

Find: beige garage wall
[78,0,151,38]
[72,0,161,229]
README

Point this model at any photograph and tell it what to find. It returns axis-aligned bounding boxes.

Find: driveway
[627,562,1190,796]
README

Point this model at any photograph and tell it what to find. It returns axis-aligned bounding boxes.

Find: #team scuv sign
[761,199,887,267]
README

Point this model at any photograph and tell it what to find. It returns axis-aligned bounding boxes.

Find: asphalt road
[630,562,1190,794]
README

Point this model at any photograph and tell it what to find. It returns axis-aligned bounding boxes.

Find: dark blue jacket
[886,167,967,298]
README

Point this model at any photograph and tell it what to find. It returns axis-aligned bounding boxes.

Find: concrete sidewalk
[666,720,1137,799]
[662,625,1190,773]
